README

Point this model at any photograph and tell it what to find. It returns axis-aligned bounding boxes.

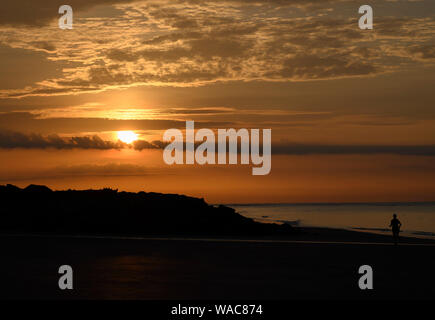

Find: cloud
[0,0,434,97]
[407,43,435,60]
[272,143,435,156]
[1,128,435,156]
[0,112,232,134]
[0,130,126,149]
[0,0,134,26]
[0,129,166,151]
[0,0,422,27]
[266,53,378,80]
[132,139,164,150]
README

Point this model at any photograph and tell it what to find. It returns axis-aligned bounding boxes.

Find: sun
[117,131,138,144]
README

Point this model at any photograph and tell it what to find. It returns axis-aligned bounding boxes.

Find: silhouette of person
[389,214,402,245]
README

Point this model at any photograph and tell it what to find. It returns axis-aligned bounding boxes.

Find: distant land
[226,201,435,206]
[0,184,293,237]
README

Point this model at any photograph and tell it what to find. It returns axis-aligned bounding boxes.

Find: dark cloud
[273,143,435,156]
[132,139,164,150]
[0,0,339,26]
[0,130,126,149]
[1,127,435,157]
[30,41,57,53]
[408,43,435,60]
[0,0,134,26]
[0,129,164,151]
[181,0,347,8]
[268,53,378,80]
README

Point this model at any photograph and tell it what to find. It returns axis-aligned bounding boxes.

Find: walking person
[389,214,402,246]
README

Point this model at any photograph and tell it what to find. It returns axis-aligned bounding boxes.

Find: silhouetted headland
[0,184,293,237]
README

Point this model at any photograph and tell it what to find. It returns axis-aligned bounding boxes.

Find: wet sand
[1,228,434,300]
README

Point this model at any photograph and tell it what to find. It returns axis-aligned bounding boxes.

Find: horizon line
[223,201,435,206]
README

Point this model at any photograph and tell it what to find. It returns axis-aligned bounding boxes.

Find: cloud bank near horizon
[2,129,435,157]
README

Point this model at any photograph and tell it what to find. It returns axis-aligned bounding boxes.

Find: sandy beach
[1,227,434,300]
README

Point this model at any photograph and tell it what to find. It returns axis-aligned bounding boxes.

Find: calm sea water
[230,203,435,239]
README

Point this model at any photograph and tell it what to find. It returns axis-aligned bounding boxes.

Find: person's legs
[393,230,399,245]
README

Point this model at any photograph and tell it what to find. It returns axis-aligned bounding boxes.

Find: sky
[0,0,434,203]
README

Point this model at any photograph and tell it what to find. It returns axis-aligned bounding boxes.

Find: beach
[1,228,434,300]
[232,203,435,240]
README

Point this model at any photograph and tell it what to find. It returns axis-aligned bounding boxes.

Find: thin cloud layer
[0,111,233,133]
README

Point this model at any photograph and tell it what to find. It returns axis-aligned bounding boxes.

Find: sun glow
[117,131,138,144]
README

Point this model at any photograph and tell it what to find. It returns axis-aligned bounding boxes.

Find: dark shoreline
[2,226,435,244]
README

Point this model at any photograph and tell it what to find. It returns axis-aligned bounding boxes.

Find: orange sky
[0,0,434,203]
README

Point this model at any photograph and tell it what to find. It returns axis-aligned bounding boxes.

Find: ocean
[230,203,435,239]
